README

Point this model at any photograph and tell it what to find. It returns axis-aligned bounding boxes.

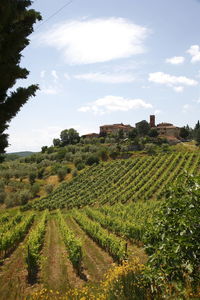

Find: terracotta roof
[157,122,173,127]
[157,125,178,129]
[100,123,133,129]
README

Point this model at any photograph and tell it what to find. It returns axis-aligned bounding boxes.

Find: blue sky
[6,0,200,152]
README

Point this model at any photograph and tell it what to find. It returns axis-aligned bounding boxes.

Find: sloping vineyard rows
[99,201,159,226]
[0,213,22,235]
[72,210,127,262]
[29,152,200,210]
[0,212,35,258]
[84,206,144,242]
[26,210,48,280]
[56,210,82,272]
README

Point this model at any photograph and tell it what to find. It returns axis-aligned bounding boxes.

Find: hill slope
[28,152,200,210]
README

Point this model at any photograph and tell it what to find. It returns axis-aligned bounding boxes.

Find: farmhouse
[100,123,134,136]
[150,115,180,139]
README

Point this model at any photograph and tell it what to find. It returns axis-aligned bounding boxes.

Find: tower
[150,115,155,127]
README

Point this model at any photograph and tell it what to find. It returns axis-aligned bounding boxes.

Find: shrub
[45,184,54,195]
[72,168,78,177]
[19,189,31,205]
[0,190,6,204]
[29,172,37,185]
[86,155,100,166]
[31,183,40,198]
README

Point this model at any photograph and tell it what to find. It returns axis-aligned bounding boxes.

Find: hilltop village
[83,115,180,144]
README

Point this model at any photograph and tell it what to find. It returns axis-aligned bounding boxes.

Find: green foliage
[148,128,159,138]
[0,0,41,155]
[41,146,48,153]
[144,143,157,155]
[45,184,54,195]
[53,138,61,147]
[86,154,100,166]
[0,212,34,257]
[26,152,200,211]
[144,174,200,286]
[30,183,40,198]
[29,172,37,185]
[57,166,69,182]
[26,211,47,281]
[60,128,80,146]
[56,210,82,271]
[73,210,127,262]
[19,189,31,205]
[128,128,138,140]
[136,120,150,136]
[179,127,190,139]
[195,128,200,145]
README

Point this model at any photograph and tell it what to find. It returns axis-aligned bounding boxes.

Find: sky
[6,0,200,152]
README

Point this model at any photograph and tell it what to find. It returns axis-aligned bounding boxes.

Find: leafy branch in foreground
[144,173,200,291]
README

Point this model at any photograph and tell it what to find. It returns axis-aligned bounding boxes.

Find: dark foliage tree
[136,120,150,136]
[128,128,138,140]
[179,126,190,139]
[60,128,80,146]
[41,146,48,153]
[148,128,159,138]
[0,0,41,158]
[193,120,200,140]
[195,128,200,145]
[53,138,61,147]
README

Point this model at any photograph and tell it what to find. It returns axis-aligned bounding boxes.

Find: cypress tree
[0,0,41,159]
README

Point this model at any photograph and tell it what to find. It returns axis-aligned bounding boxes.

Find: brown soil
[66,216,113,282]
[39,216,84,293]
[45,175,59,186]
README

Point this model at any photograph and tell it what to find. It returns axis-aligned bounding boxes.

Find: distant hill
[6,151,36,157]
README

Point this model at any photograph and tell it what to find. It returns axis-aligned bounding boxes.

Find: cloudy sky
[6,0,200,152]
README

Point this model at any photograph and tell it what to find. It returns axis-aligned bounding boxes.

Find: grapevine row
[56,210,82,272]
[73,210,127,262]
[0,212,34,258]
[26,210,48,281]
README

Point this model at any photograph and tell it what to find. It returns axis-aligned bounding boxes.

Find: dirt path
[39,216,84,293]
[66,216,113,282]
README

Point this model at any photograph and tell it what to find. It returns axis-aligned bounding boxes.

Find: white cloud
[64,73,71,80]
[78,95,152,115]
[187,45,200,63]
[38,17,149,64]
[74,72,135,83]
[166,56,185,65]
[173,86,184,93]
[148,72,198,91]
[40,70,46,78]
[51,70,58,81]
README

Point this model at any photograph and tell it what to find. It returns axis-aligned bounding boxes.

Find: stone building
[82,133,99,139]
[150,115,180,138]
[100,123,134,136]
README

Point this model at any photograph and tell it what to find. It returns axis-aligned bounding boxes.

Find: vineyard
[0,201,151,299]
[0,152,199,299]
[25,152,200,210]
